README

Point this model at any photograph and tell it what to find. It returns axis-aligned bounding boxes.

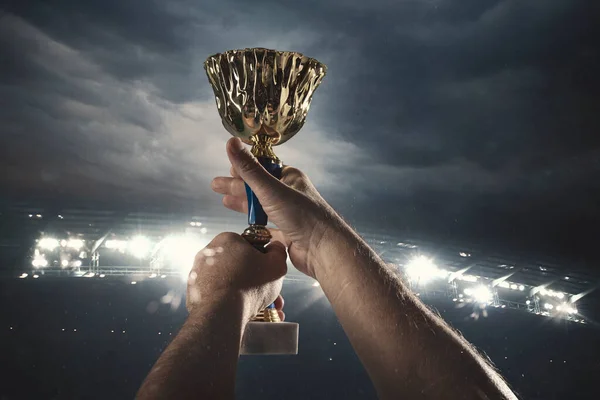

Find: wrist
[307,209,356,281]
[188,290,255,327]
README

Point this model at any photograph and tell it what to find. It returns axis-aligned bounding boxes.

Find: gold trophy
[204,48,326,355]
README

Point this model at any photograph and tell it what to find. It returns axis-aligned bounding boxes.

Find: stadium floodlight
[67,238,84,250]
[537,287,566,299]
[19,273,28,279]
[464,285,493,304]
[105,239,128,252]
[128,236,152,259]
[33,274,40,278]
[556,303,577,314]
[38,237,59,251]
[397,242,417,249]
[518,285,525,291]
[61,260,69,267]
[72,260,82,268]
[498,281,510,289]
[405,256,447,284]
[457,274,478,283]
[155,233,211,278]
[99,274,106,278]
[32,257,48,268]
[544,303,554,310]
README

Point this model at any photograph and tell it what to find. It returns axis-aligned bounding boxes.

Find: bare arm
[314,219,517,400]
[214,138,518,400]
[136,233,287,400]
[136,294,248,400]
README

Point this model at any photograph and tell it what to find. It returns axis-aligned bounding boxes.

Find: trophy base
[240,321,299,355]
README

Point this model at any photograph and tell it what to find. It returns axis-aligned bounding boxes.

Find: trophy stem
[250,133,280,161]
[241,134,283,323]
[252,307,281,322]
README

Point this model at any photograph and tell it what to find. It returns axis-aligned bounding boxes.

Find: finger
[265,240,288,277]
[230,165,241,178]
[222,195,248,214]
[277,310,285,321]
[265,240,287,262]
[211,176,246,197]
[269,228,292,248]
[226,137,288,201]
[274,294,284,310]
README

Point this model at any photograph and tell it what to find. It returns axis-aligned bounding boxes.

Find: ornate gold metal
[250,134,279,161]
[204,47,327,155]
[264,308,281,322]
[241,225,272,247]
[251,308,281,323]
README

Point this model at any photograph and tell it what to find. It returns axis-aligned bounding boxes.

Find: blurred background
[1,0,599,398]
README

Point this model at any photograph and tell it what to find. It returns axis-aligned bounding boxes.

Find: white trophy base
[240,321,299,355]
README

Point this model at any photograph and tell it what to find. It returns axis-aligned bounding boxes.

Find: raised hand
[211,137,342,279]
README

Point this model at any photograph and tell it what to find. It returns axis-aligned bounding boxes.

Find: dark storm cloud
[316,0,599,170]
[0,0,599,257]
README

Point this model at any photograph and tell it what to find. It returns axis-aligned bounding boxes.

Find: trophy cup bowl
[204,48,326,355]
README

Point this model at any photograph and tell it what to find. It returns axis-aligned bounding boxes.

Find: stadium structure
[1,204,597,325]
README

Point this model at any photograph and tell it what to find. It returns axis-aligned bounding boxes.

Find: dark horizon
[1,0,599,267]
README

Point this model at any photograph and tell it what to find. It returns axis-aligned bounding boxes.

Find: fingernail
[230,137,244,154]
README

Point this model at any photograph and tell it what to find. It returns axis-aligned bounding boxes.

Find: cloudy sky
[0,0,598,260]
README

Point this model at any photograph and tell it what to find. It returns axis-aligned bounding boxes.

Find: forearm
[315,219,516,400]
[136,294,250,400]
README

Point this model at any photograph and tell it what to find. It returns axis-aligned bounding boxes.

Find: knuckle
[213,231,241,244]
[192,250,205,265]
[283,166,304,180]
[283,166,311,190]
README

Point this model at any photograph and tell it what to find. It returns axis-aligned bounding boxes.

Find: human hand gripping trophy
[204,48,326,355]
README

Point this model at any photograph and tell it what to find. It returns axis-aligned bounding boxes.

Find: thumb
[226,137,287,201]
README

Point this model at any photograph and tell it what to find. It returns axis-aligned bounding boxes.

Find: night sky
[1,0,599,260]
[1,1,600,399]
